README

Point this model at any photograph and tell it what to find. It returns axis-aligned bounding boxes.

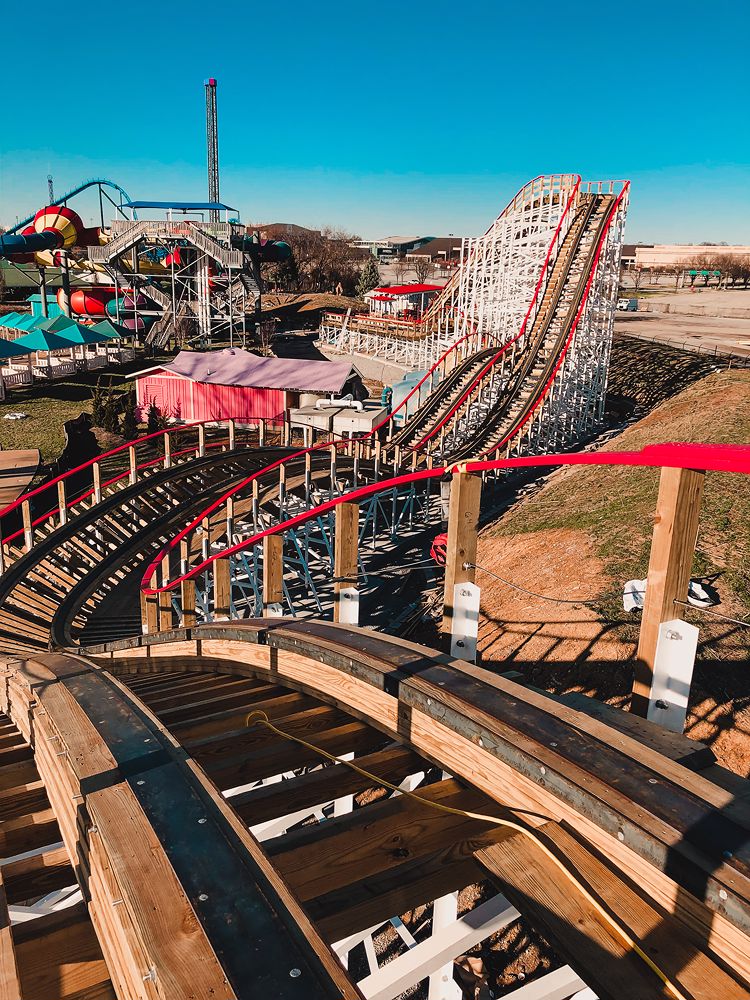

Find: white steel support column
[427,892,461,1000]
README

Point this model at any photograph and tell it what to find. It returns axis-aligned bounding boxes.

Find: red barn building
[133,349,363,424]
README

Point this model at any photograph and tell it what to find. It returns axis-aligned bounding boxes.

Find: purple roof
[136,349,360,393]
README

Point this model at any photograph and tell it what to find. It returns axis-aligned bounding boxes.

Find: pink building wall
[135,372,287,424]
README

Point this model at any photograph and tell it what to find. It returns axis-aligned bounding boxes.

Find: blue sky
[1,0,748,242]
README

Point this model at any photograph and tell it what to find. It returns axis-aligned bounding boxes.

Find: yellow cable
[246,709,687,1000]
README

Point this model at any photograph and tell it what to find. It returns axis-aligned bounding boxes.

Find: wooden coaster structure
[1,619,750,999]
[2,171,750,995]
[1,442,749,997]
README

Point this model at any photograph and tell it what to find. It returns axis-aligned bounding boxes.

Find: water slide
[0,205,87,261]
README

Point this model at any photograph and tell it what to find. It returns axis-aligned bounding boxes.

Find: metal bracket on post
[450,582,479,663]
[337,587,359,626]
[266,603,284,618]
[646,619,699,734]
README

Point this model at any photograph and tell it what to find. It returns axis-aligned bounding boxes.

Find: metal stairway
[187,223,243,269]
[89,221,150,263]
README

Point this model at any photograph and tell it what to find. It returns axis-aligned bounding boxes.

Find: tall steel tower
[47,174,55,204]
[204,78,220,223]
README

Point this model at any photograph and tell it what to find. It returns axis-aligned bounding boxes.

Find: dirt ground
[472,526,750,777]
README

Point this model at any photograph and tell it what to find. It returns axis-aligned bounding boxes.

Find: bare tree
[713,253,749,288]
[735,256,750,288]
[648,265,663,287]
[688,254,720,286]
[631,267,644,292]
[274,226,362,294]
[412,255,433,284]
[393,256,408,285]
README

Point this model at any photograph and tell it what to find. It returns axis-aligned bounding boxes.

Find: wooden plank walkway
[0,450,39,510]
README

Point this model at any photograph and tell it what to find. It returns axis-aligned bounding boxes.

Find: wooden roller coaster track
[1,622,750,998]
[2,175,749,999]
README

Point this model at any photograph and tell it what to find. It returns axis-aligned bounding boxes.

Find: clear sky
[1,0,748,243]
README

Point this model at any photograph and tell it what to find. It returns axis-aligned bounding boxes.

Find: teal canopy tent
[13,315,45,331]
[35,315,80,334]
[0,312,24,328]
[12,327,77,378]
[0,338,32,359]
[0,313,43,332]
[13,329,77,353]
[88,320,122,341]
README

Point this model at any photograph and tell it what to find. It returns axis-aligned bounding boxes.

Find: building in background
[407,236,464,272]
[352,236,437,259]
[631,245,750,268]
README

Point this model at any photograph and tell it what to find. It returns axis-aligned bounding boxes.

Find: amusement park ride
[0,190,291,350]
[2,81,750,1000]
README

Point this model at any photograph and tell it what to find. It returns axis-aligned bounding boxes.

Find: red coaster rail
[142,441,750,598]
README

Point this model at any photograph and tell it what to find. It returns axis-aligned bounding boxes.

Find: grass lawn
[0,387,94,463]
[0,355,169,466]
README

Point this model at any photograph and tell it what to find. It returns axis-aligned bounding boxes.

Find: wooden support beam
[127,445,137,485]
[158,555,172,632]
[187,704,355,760]
[141,677,263,712]
[227,418,236,451]
[442,471,481,632]
[633,466,705,717]
[92,461,102,504]
[225,496,234,543]
[334,502,359,624]
[266,778,506,903]
[0,869,22,1000]
[476,821,748,1000]
[2,844,72,906]
[180,576,196,628]
[21,502,32,553]
[205,720,387,791]
[213,556,231,619]
[262,534,283,612]
[312,846,484,943]
[0,760,38,795]
[139,571,158,635]
[169,691,319,742]
[0,807,60,863]
[13,902,114,1000]
[0,780,49,822]
[148,679,274,718]
[198,423,206,457]
[162,430,172,469]
[57,480,67,527]
[231,745,425,826]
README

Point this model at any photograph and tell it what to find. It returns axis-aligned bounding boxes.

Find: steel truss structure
[192,479,440,623]
[88,218,256,348]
